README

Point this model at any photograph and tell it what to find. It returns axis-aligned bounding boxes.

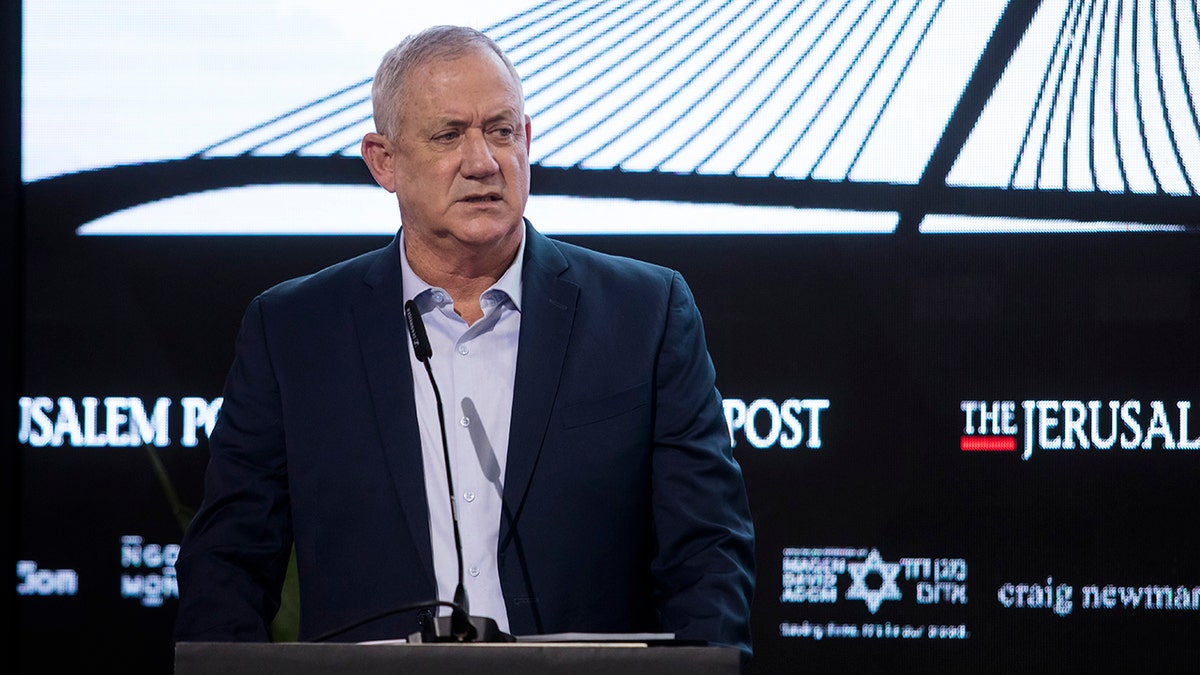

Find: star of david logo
[845,548,902,614]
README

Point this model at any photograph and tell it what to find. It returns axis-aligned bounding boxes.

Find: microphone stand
[404,300,513,644]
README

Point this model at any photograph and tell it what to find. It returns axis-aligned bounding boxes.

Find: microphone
[405,299,432,362]
[403,300,512,644]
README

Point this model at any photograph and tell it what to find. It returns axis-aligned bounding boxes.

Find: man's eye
[434,131,459,142]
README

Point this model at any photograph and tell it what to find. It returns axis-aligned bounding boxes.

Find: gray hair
[371,25,523,139]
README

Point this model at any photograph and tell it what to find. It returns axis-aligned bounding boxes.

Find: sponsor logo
[17,396,222,449]
[782,547,967,613]
[997,576,1200,615]
[16,561,79,597]
[724,398,830,449]
[120,536,179,607]
[960,399,1200,460]
[780,548,970,641]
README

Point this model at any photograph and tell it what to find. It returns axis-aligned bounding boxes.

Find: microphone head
[404,299,433,362]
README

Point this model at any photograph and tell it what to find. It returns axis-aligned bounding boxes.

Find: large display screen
[15,0,1200,671]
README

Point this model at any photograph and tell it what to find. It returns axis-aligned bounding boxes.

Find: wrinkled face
[388,47,530,252]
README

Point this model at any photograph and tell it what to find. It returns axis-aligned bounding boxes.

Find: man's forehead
[408,98,524,126]
[393,49,524,127]
[405,87,524,124]
[415,55,520,93]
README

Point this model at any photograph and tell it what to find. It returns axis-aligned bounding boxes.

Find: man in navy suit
[174,25,755,659]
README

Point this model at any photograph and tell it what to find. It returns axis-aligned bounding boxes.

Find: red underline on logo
[960,436,1017,452]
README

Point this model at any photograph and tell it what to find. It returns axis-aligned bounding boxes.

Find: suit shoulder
[547,237,677,289]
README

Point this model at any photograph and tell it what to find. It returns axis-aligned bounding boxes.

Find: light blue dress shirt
[399,229,525,634]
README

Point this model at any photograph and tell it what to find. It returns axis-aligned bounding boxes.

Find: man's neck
[404,231,521,325]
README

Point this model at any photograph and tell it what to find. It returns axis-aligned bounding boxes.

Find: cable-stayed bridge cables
[486,0,593,41]
[193,78,371,158]
[732,0,858,175]
[1087,0,1113,190]
[682,0,832,172]
[765,0,880,176]
[1131,0,1166,193]
[1151,0,1197,194]
[495,0,634,70]
[1061,0,1100,191]
[844,0,946,178]
[1108,0,1131,191]
[536,0,740,164]
[790,0,904,179]
[1032,0,1087,190]
[1009,0,1077,188]
[241,96,371,156]
[588,0,789,169]
[1171,0,1200,191]
[521,0,693,122]
[511,0,663,103]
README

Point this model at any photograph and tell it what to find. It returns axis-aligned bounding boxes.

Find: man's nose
[460,130,499,178]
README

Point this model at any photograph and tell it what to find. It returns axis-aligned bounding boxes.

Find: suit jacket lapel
[353,236,436,588]
[502,225,578,543]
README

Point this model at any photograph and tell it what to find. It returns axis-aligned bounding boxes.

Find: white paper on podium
[515,633,676,643]
[357,632,680,646]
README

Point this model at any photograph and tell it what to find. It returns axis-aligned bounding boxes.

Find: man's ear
[361,132,397,193]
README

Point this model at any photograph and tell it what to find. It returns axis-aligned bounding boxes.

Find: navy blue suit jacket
[174,224,755,655]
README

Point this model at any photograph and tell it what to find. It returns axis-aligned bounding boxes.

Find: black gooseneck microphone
[403,299,511,644]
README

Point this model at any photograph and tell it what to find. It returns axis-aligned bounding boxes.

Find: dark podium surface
[175,641,741,675]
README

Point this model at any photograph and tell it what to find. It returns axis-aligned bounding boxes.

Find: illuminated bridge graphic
[29,0,1200,233]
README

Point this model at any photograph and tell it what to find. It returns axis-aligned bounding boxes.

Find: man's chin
[446,216,524,248]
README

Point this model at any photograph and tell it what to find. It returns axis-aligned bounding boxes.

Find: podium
[175,640,741,675]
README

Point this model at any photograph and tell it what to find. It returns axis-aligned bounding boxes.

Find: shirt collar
[398,227,525,312]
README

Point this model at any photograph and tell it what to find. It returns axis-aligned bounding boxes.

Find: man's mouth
[462,195,502,203]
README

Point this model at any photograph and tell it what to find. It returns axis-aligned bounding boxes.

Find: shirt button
[432,291,446,304]
[464,491,476,503]
[457,345,469,356]
[468,566,480,577]
[459,417,470,427]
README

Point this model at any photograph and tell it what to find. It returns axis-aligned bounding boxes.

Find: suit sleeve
[650,272,756,659]
[174,296,293,642]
